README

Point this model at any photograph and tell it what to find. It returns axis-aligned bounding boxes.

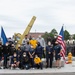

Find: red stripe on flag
[57,35,66,60]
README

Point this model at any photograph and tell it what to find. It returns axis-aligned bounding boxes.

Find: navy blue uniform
[16,50,22,61]
[29,48,35,68]
[46,45,53,68]
[10,47,16,56]
[2,45,10,68]
[35,45,43,59]
[54,45,61,60]
[11,56,19,64]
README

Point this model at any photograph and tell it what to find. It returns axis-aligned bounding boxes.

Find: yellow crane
[15,16,36,49]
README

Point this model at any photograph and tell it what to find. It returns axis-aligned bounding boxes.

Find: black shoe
[6,67,8,69]
[46,66,48,68]
[37,67,39,69]
[41,67,43,70]
[3,67,6,69]
[50,66,52,68]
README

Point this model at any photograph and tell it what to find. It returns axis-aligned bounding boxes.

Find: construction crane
[15,16,36,49]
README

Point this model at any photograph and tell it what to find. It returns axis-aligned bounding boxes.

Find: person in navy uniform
[54,41,62,68]
[35,42,43,59]
[29,46,35,69]
[16,45,22,62]
[11,52,19,69]
[46,41,54,68]
[2,42,10,69]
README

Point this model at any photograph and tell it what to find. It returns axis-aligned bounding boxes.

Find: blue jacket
[46,45,53,58]
[35,45,43,54]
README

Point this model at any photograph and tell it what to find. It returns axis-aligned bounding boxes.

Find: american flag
[57,26,66,60]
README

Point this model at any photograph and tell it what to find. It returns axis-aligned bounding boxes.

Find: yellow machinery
[14,16,36,49]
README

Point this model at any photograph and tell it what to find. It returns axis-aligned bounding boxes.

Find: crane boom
[16,16,36,49]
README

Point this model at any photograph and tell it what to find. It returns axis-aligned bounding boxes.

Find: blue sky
[0,0,75,37]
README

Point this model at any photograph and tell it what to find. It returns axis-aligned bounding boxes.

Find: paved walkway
[0,61,75,74]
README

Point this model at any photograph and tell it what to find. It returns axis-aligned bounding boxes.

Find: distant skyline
[0,0,75,37]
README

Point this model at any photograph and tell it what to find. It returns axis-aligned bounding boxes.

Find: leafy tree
[42,29,58,43]
[64,30,70,40]
[42,32,49,41]
[43,28,57,37]
[49,32,54,39]
[50,29,58,35]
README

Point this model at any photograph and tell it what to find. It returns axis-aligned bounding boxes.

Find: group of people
[0,35,62,70]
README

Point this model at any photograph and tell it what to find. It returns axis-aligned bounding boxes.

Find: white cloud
[0,0,75,37]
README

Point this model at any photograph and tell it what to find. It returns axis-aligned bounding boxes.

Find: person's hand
[14,61,17,63]
[30,55,33,58]
[49,52,51,54]
[58,53,60,55]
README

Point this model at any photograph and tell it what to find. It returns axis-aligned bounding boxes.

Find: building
[28,32,45,39]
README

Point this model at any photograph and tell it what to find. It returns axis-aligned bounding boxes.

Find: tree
[49,32,54,39]
[64,30,70,40]
[42,32,49,41]
[50,29,58,35]
[42,29,58,44]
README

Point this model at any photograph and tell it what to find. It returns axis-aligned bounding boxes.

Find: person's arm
[46,46,47,54]
[52,47,54,55]
[32,51,35,56]
[29,46,33,57]
[42,38,46,48]
[53,47,55,56]
[58,49,62,55]
[28,52,33,58]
